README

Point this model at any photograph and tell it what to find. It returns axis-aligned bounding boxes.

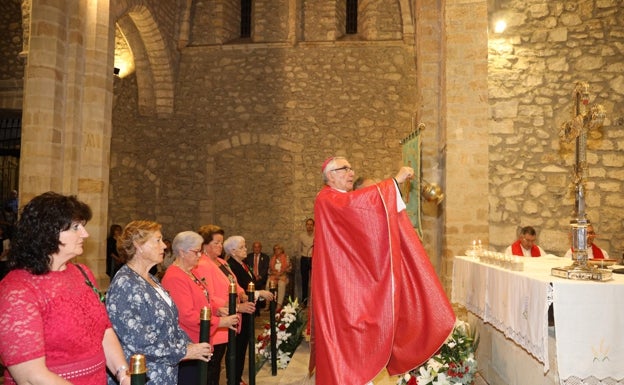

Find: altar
[452,255,624,385]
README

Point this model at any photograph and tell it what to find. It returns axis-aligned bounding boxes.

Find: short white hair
[322,156,347,184]
[172,231,203,255]
[223,235,246,256]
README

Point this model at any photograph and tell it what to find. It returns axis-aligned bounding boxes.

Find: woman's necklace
[127,263,158,288]
[175,261,210,301]
[232,257,253,279]
[126,262,174,308]
[212,256,234,281]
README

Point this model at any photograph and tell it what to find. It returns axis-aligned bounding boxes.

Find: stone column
[20,0,114,287]
[441,0,490,289]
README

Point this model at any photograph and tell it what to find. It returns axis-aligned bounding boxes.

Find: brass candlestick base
[551,264,612,281]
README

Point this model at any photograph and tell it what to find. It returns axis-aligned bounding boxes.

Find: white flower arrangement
[255,298,306,370]
[397,320,479,385]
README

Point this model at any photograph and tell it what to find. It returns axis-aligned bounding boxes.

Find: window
[241,0,252,38]
[346,0,358,34]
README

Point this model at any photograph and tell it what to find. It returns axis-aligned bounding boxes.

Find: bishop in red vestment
[310,157,456,385]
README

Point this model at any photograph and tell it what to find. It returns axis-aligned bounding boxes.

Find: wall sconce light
[494,19,507,33]
[113,67,120,76]
[421,180,444,205]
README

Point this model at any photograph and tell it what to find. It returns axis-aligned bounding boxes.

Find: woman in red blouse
[161,230,239,385]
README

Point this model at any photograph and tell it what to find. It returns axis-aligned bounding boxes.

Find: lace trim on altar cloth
[563,376,624,385]
[482,283,554,369]
[484,305,547,365]
[462,299,485,319]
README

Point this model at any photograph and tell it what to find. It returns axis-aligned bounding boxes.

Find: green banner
[401,128,422,237]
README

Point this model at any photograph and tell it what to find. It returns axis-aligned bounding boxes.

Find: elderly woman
[224,235,274,385]
[106,220,212,385]
[0,192,130,385]
[161,231,239,385]
[269,243,292,307]
[193,224,255,385]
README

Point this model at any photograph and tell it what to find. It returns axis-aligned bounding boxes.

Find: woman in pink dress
[193,224,255,385]
[0,192,130,385]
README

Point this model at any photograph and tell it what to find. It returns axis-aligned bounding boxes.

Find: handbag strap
[74,263,106,303]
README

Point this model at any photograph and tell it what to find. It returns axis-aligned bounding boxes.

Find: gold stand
[551,265,612,281]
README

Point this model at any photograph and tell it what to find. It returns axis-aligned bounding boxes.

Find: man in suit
[245,241,270,314]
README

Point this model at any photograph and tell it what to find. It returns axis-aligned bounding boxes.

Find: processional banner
[400,124,422,237]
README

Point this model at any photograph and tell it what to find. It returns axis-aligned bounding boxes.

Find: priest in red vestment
[310,156,456,385]
[504,226,546,257]
[563,224,609,259]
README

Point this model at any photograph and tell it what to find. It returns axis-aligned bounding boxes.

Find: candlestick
[269,280,278,376]
[247,282,256,385]
[199,306,211,385]
[130,354,146,385]
[227,282,237,385]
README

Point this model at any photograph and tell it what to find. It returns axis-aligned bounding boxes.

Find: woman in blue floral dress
[106,220,212,385]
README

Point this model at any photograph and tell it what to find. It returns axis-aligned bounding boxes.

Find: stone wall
[0,0,24,110]
[110,42,418,256]
[488,0,624,258]
[190,0,240,45]
[0,0,23,81]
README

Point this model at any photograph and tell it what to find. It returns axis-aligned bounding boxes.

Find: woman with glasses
[193,224,255,385]
[224,235,274,385]
[106,221,212,385]
[161,231,239,384]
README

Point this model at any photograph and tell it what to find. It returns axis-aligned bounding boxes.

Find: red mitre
[321,156,334,173]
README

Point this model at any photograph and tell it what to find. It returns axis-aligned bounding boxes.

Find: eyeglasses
[189,249,202,256]
[331,166,353,173]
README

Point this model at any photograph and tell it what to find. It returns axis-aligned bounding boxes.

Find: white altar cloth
[452,255,624,384]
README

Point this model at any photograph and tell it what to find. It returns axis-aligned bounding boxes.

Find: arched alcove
[113,2,176,117]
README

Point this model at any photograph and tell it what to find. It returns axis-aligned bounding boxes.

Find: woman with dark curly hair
[0,191,131,385]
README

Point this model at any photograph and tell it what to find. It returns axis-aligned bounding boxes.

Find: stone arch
[206,133,304,157]
[113,2,175,117]
[202,133,305,246]
[397,0,415,42]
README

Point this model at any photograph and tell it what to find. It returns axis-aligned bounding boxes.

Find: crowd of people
[0,159,614,385]
[0,192,298,385]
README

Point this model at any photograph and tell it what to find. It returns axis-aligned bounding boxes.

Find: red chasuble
[310,179,455,385]
[568,244,605,259]
[511,239,541,257]
[591,244,605,259]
